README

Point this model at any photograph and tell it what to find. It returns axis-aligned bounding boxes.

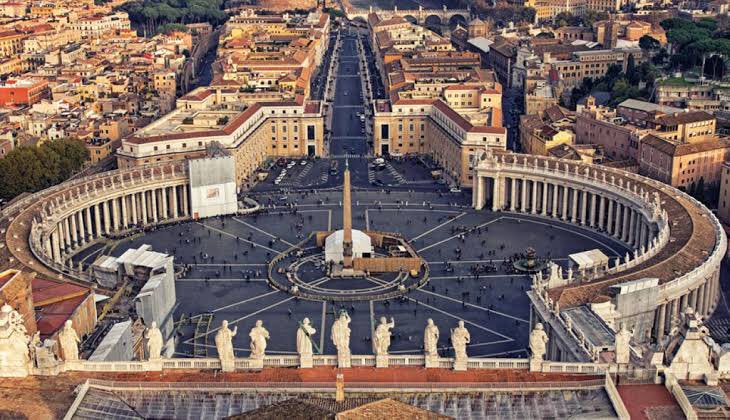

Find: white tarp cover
[569,249,609,269]
[325,229,373,264]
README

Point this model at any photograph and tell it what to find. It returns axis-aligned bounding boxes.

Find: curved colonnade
[0,162,191,286]
[472,152,726,344]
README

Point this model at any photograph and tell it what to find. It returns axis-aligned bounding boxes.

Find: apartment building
[117,88,324,186]
[519,105,576,156]
[547,48,643,89]
[0,78,50,106]
[71,12,131,38]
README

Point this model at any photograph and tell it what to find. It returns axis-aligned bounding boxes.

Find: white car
[450,187,462,193]
[300,160,307,166]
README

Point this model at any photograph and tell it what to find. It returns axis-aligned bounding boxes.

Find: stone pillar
[510,178,517,211]
[51,230,61,263]
[679,293,688,313]
[492,177,502,212]
[520,179,528,212]
[621,205,630,242]
[69,213,78,246]
[112,197,120,231]
[606,199,614,235]
[691,288,699,311]
[182,186,189,217]
[561,186,569,221]
[540,182,548,216]
[551,184,559,218]
[628,209,636,246]
[141,191,148,225]
[131,193,138,225]
[639,222,648,250]
[44,237,52,258]
[701,281,711,315]
[171,186,179,219]
[571,188,578,223]
[84,207,92,241]
[161,187,169,220]
[77,211,85,244]
[580,190,588,225]
[656,303,666,343]
[121,195,128,228]
[612,203,621,238]
[598,196,606,230]
[531,180,537,214]
[63,217,71,248]
[103,200,111,234]
[151,188,158,223]
[93,204,101,238]
[666,298,676,333]
[590,193,597,227]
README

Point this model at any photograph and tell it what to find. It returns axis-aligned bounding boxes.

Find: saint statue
[451,320,470,360]
[297,317,316,357]
[58,320,81,362]
[249,320,269,360]
[529,323,549,361]
[215,320,237,362]
[331,311,351,354]
[373,316,395,356]
[424,318,439,357]
[145,321,163,361]
[614,324,632,364]
[0,303,31,376]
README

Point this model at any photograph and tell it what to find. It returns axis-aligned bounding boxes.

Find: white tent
[325,229,373,264]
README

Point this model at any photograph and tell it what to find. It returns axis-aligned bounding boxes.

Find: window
[307,125,315,140]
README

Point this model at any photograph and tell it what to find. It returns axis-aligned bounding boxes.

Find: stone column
[84,207,92,241]
[612,203,621,238]
[571,188,578,223]
[120,195,128,228]
[520,179,528,212]
[551,184,559,218]
[656,303,666,343]
[679,293,688,313]
[541,182,548,216]
[628,209,636,246]
[112,197,120,231]
[141,191,148,224]
[161,187,169,219]
[666,299,676,333]
[93,204,102,238]
[691,288,699,311]
[531,180,537,214]
[44,237,52,258]
[69,213,78,246]
[598,196,606,230]
[561,186,569,221]
[492,177,501,211]
[639,222,648,250]
[621,205,630,242]
[131,193,138,225]
[580,190,588,225]
[589,193,597,227]
[182,185,189,216]
[510,178,517,211]
[151,188,158,223]
[63,217,71,248]
[606,199,614,235]
[77,211,85,244]
[701,281,711,315]
[171,186,179,219]
[51,230,61,263]
[103,200,111,234]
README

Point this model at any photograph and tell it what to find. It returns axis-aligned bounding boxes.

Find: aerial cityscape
[0,0,729,418]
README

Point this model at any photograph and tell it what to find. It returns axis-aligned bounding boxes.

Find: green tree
[639,35,661,51]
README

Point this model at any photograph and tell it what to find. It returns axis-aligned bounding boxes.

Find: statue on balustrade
[331,311,351,355]
[59,320,81,362]
[373,316,395,356]
[424,319,439,357]
[249,320,270,360]
[614,324,632,365]
[297,317,316,357]
[215,320,237,362]
[0,303,32,377]
[145,321,163,361]
[529,323,549,361]
[451,320,471,360]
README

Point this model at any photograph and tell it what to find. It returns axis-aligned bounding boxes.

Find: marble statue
[214,320,237,362]
[614,324,632,364]
[331,311,351,354]
[297,317,316,357]
[373,316,395,356]
[145,321,163,361]
[249,320,270,359]
[424,319,440,357]
[0,303,31,377]
[58,320,80,362]
[451,320,471,360]
[529,323,549,361]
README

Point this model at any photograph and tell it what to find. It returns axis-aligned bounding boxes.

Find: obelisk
[342,160,353,268]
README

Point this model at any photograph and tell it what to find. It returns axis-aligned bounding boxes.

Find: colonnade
[474,176,654,251]
[43,183,189,265]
